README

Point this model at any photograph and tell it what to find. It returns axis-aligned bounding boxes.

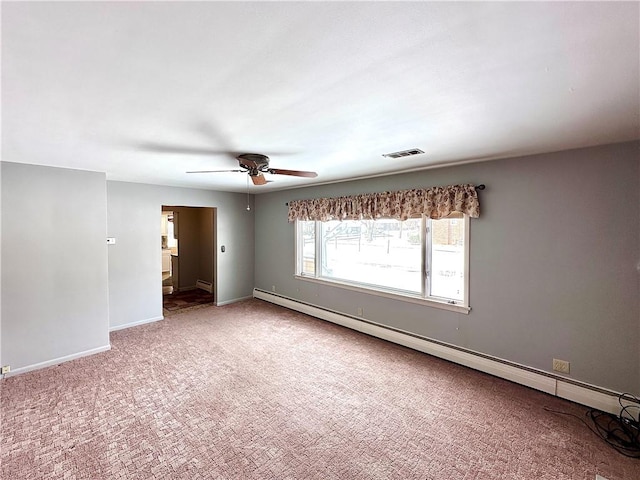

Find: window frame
[294,215,471,314]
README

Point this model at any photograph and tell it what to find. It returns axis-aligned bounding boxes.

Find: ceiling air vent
[382,148,425,159]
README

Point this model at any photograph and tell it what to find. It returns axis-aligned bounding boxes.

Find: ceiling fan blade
[268,168,318,178]
[251,173,267,186]
[186,169,244,174]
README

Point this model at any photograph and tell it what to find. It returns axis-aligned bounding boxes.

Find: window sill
[294,275,471,315]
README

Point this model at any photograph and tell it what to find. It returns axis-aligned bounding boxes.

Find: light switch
[221,245,225,252]
[107,237,116,245]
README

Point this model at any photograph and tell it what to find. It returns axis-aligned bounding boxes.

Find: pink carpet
[1,299,638,479]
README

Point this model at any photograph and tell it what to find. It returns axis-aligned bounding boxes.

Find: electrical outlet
[357,307,363,316]
[553,358,570,374]
[1,365,10,375]
[271,285,276,292]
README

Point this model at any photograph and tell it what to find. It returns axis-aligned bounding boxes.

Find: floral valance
[287,184,480,222]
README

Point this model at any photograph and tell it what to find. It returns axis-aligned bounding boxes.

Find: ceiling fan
[186,153,317,186]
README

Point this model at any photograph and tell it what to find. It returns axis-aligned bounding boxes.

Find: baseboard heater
[253,288,635,417]
[196,280,213,293]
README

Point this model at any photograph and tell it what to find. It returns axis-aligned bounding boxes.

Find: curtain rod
[286,184,485,206]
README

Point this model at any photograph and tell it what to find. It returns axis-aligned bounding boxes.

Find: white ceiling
[2,1,639,193]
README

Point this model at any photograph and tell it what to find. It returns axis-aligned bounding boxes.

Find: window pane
[299,221,315,275]
[321,219,422,293]
[429,214,465,301]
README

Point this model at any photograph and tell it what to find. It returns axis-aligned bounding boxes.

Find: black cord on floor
[544,393,640,458]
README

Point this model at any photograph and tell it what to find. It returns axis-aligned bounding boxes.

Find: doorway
[161,211,178,294]
[161,206,217,312]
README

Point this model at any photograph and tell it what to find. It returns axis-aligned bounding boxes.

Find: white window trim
[425,215,470,307]
[294,273,471,314]
[294,216,471,315]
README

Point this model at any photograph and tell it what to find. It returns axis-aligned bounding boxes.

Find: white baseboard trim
[4,344,112,378]
[109,315,164,332]
[216,295,254,306]
[253,288,627,416]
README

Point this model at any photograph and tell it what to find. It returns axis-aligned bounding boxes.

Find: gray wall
[107,181,254,330]
[254,142,640,394]
[1,162,110,371]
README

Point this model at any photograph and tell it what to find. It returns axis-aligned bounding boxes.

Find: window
[295,214,469,311]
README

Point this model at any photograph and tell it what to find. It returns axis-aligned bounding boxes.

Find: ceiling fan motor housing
[237,153,270,172]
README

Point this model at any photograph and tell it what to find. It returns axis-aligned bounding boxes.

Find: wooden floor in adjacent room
[162,288,215,315]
